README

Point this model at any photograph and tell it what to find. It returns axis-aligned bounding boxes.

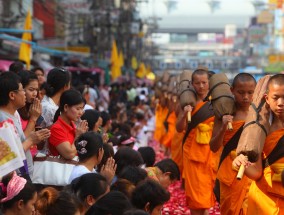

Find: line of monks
[154,68,284,215]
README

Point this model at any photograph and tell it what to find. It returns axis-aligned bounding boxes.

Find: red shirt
[48,116,76,156]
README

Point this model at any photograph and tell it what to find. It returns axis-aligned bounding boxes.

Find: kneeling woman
[48,89,88,159]
[0,172,37,215]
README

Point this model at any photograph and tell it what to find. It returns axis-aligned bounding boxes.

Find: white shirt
[84,104,94,111]
[69,165,97,183]
[41,95,59,128]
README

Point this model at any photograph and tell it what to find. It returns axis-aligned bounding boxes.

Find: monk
[210,73,256,215]
[161,92,177,149]
[154,92,168,144]
[233,74,284,215]
[177,68,215,215]
[171,102,184,173]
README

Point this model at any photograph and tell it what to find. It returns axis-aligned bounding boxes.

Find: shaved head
[192,67,209,82]
[232,73,256,88]
[267,74,284,92]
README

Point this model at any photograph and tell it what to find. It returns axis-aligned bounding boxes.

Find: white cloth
[88,88,99,104]
[0,110,33,176]
[100,88,109,111]
[41,96,58,128]
[69,165,97,183]
[139,94,147,102]
[84,104,94,111]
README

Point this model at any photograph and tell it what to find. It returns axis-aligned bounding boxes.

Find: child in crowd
[70,173,110,214]
[111,179,136,199]
[138,147,156,167]
[81,110,102,132]
[0,172,37,215]
[131,179,170,215]
[119,166,148,186]
[69,131,116,184]
[114,147,144,177]
[86,191,132,215]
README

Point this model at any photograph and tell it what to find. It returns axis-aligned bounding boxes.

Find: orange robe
[171,129,185,174]
[161,111,176,148]
[217,120,251,215]
[154,104,168,143]
[183,102,215,209]
[248,129,284,215]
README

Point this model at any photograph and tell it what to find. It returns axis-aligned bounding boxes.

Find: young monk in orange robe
[161,93,178,148]
[233,74,284,215]
[177,69,215,215]
[161,111,176,148]
[154,94,168,143]
[171,103,184,173]
[210,73,256,215]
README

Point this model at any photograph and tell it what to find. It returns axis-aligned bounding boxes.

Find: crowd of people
[1,61,284,215]
[0,62,179,215]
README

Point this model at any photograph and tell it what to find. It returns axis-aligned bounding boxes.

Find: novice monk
[210,73,256,215]
[178,68,215,215]
[161,91,177,149]
[154,92,168,144]
[233,74,284,215]
[171,102,184,173]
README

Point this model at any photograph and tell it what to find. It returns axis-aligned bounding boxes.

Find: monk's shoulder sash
[182,102,214,145]
[218,126,243,168]
[262,134,284,168]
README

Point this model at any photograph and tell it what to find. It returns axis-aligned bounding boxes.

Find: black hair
[131,179,170,213]
[192,67,209,82]
[17,70,38,88]
[71,173,109,205]
[9,61,24,74]
[136,112,145,121]
[97,143,114,172]
[0,72,21,106]
[134,96,141,106]
[138,147,156,167]
[46,67,71,97]
[75,131,103,162]
[154,158,180,180]
[31,66,44,75]
[81,110,101,131]
[86,191,132,215]
[123,209,149,215]
[114,147,144,175]
[114,123,131,136]
[110,179,135,199]
[267,74,284,91]
[46,191,80,215]
[0,174,36,212]
[100,111,111,127]
[107,136,120,146]
[232,73,256,88]
[40,82,48,91]
[17,71,39,120]
[119,166,147,186]
[53,89,85,122]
